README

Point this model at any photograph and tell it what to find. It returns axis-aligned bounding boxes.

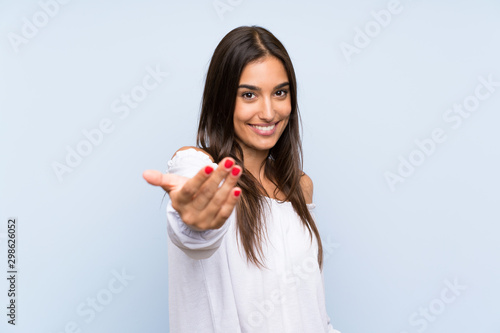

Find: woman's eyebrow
[238,82,290,91]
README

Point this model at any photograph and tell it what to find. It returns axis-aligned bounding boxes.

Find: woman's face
[233,56,291,158]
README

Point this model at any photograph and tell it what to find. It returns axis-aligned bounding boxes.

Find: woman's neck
[238,146,287,200]
[240,149,268,181]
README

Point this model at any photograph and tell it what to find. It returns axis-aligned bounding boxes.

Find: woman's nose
[258,98,275,122]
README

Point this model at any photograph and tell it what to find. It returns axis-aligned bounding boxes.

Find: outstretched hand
[143,157,242,231]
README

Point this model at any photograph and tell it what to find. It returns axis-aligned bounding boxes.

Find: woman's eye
[275,89,288,97]
[242,92,255,99]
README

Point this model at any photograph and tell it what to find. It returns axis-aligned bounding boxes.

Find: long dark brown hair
[196,26,323,269]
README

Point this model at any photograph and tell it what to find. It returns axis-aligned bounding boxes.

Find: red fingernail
[224,159,234,169]
[234,189,241,197]
[231,167,241,176]
[205,166,213,174]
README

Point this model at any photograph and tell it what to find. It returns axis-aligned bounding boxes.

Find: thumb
[143,170,186,193]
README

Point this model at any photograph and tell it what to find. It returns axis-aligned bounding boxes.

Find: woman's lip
[248,121,279,136]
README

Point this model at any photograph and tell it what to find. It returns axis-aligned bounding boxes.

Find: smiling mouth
[248,121,279,136]
[250,123,276,131]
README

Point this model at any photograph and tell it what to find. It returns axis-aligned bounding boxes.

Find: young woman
[143,26,339,333]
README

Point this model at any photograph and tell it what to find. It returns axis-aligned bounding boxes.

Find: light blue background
[1,0,499,332]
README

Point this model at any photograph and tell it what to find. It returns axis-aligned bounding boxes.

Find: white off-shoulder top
[165,148,340,333]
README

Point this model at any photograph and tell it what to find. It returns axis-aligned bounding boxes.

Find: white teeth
[252,124,275,131]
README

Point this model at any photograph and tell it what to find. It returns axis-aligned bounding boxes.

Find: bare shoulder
[300,173,314,204]
[172,146,214,162]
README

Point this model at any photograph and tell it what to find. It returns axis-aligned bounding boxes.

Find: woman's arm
[143,147,242,259]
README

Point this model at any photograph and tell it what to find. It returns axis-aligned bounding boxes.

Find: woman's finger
[212,187,241,229]
[143,169,164,186]
[143,170,187,194]
[176,164,216,204]
[204,165,242,218]
[191,158,236,210]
